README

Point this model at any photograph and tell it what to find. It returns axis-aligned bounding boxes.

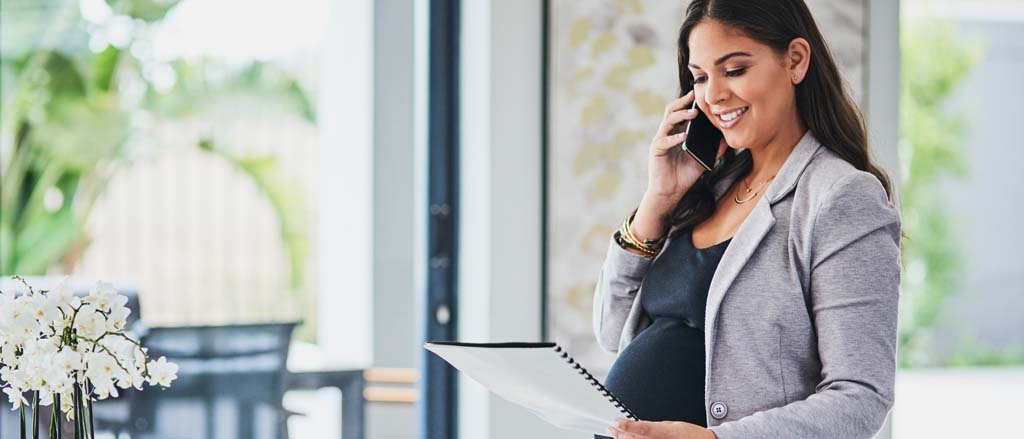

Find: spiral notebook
[423,341,637,434]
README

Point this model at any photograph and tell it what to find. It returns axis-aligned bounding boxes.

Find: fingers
[606,426,646,439]
[653,131,687,153]
[663,89,695,117]
[658,108,697,137]
[607,419,652,439]
[651,91,698,155]
[657,90,697,139]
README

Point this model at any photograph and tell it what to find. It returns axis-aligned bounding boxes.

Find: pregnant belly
[603,318,707,425]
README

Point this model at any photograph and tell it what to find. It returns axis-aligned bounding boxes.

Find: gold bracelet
[624,209,667,250]
[615,229,657,258]
[619,217,648,251]
[615,209,665,258]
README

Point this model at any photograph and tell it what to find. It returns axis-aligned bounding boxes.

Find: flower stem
[77,385,88,439]
[32,391,39,439]
[86,381,95,439]
[50,393,60,439]
[72,386,81,439]
[76,334,137,378]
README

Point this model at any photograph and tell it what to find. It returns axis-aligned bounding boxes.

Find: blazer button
[710,401,728,420]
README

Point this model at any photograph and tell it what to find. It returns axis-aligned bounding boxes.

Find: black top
[598,226,731,434]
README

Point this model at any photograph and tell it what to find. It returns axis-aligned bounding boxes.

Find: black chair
[125,322,299,439]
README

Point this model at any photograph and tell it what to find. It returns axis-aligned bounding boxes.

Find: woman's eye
[690,68,745,85]
[725,68,747,77]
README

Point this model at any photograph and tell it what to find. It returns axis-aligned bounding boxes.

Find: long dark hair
[668,0,896,238]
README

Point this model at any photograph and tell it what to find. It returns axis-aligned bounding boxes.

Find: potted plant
[1,277,178,438]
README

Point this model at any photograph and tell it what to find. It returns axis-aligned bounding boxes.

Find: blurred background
[0,0,1021,438]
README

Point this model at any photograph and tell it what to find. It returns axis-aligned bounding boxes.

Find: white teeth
[721,107,747,121]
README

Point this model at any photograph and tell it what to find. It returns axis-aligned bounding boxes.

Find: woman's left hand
[605,418,717,439]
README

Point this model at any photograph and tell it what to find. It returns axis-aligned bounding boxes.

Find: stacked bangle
[614,209,667,259]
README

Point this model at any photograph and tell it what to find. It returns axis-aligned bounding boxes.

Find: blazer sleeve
[709,171,902,439]
[592,233,654,354]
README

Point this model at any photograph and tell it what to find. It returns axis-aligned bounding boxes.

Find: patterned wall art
[544,0,867,376]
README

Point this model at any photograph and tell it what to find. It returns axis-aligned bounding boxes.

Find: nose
[703,75,730,107]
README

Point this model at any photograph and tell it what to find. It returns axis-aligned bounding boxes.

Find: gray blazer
[592,131,902,438]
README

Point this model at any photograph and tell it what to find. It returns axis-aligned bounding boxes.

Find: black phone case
[674,100,722,171]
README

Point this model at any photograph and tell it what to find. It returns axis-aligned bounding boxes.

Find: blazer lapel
[704,131,823,346]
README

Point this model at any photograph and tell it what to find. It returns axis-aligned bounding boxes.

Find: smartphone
[672,99,723,172]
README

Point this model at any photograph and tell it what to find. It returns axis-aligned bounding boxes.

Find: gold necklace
[734,174,775,204]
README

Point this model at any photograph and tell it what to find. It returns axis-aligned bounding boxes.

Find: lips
[715,106,748,129]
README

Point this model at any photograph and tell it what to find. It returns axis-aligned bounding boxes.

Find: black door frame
[421,0,460,438]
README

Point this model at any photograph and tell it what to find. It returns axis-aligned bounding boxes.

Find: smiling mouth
[716,107,748,129]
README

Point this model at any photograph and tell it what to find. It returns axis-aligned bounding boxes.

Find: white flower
[133,346,148,370]
[54,348,85,374]
[90,377,119,400]
[118,366,146,390]
[0,367,18,387]
[3,387,27,410]
[13,294,35,319]
[73,304,105,340]
[59,392,76,418]
[30,293,60,329]
[38,390,54,407]
[45,370,73,396]
[49,277,80,315]
[8,314,40,346]
[0,345,18,368]
[22,337,58,357]
[85,352,126,400]
[107,305,131,332]
[146,356,178,387]
[16,338,57,392]
[85,351,120,380]
[0,293,15,324]
[88,281,122,312]
[51,314,72,335]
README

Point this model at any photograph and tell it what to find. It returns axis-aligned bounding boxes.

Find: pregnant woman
[593,1,903,438]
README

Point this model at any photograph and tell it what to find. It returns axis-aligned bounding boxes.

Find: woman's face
[686,19,798,149]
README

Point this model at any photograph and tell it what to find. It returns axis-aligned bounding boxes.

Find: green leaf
[28,93,130,172]
[14,162,66,234]
[144,59,317,122]
[0,221,14,274]
[105,0,182,22]
[92,45,122,92]
[236,62,317,122]
[41,50,87,102]
[10,206,79,275]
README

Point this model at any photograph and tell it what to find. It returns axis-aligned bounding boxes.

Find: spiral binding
[553,345,638,421]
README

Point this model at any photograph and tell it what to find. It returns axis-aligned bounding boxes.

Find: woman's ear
[787,37,811,84]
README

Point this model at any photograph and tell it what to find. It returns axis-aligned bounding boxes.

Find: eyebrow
[687,51,752,70]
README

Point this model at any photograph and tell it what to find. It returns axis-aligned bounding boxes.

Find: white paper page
[424,343,630,435]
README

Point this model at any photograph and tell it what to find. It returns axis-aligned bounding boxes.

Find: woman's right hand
[645,90,727,207]
[627,91,728,244]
